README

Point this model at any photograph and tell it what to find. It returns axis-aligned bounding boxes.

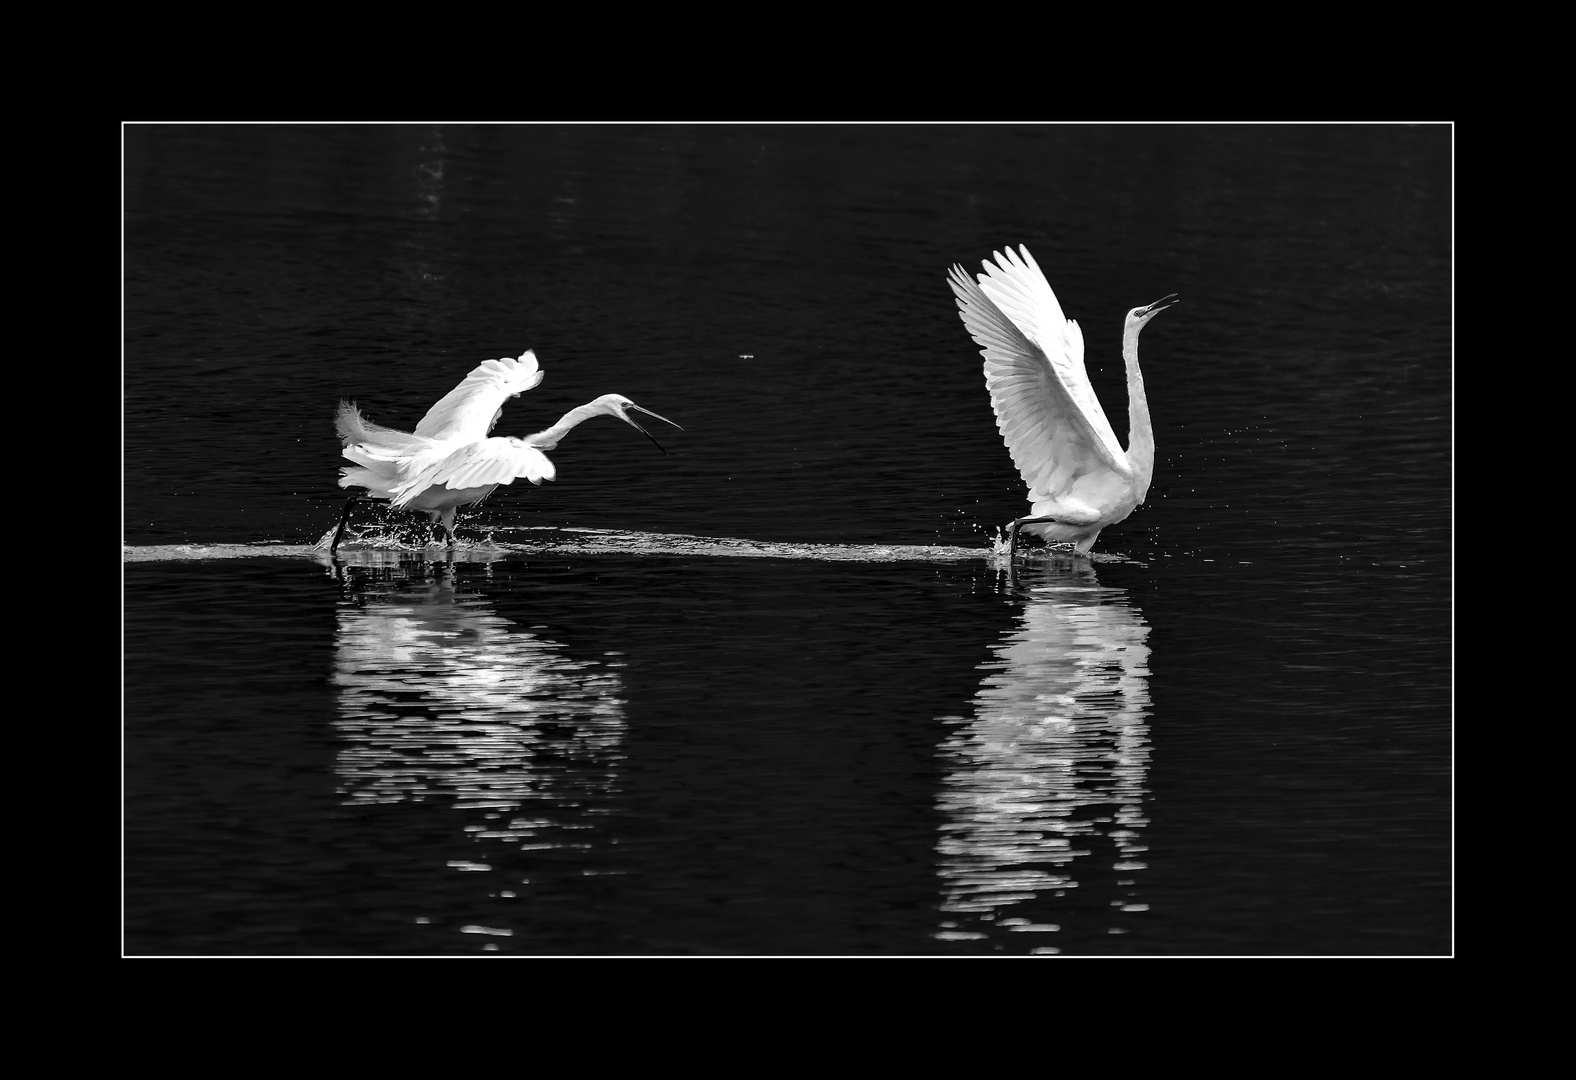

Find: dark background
[124,124,1451,954]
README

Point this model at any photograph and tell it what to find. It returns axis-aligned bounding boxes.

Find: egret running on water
[329,349,681,553]
[947,245,1175,557]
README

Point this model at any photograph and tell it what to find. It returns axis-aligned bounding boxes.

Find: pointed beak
[1142,293,1179,317]
[621,403,684,454]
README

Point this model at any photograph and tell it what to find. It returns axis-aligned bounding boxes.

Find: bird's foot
[1007,519,1024,558]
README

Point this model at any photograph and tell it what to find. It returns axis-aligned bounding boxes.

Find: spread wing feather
[947,246,1130,505]
[414,350,545,441]
[387,438,556,507]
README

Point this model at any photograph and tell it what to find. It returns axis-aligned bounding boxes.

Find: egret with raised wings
[948,246,1175,557]
[329,349,681,553]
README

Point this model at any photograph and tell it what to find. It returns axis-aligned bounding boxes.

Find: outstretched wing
[388,437,557,507]
[948,246,1130,504]
[414,349,545,441]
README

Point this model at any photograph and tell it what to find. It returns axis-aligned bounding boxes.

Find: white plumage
[330,349,681,552]
[948,246,1175,556]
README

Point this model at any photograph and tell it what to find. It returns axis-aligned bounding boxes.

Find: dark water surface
[123,124,1451,955]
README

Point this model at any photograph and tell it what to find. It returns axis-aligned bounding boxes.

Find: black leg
[1006,514,1074,559]
[330,496,358,554]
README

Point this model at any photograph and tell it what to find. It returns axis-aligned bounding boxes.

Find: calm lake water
[123,124,1452,956]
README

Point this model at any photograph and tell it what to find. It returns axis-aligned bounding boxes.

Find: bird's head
[595,394,685,454]
[1126,294,1179,331]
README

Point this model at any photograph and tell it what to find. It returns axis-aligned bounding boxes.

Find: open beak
[621,403,685,455]
[1142,293,1180,316]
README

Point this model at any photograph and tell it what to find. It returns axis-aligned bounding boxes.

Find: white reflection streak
[937,574,1151,927]
[332,569,626,818]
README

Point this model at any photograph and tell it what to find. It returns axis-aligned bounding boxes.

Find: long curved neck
[526,402,605,450]
[1122,322,1156,489]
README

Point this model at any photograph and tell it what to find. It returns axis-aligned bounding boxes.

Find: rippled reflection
[331,555,626,871]
[936,561,1151,952]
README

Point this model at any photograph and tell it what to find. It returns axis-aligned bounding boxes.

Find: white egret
[947,245,1175,557]
[329,349,681,553]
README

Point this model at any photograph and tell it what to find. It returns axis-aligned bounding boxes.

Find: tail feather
[336,401,432,501]
[335,401,427,451]
[338,463,399,499]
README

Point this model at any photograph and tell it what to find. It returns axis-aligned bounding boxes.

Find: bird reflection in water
[935,561,1152,952]
[329,555,627,946]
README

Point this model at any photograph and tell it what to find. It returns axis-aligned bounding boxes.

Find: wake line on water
[123,528,1014,565]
